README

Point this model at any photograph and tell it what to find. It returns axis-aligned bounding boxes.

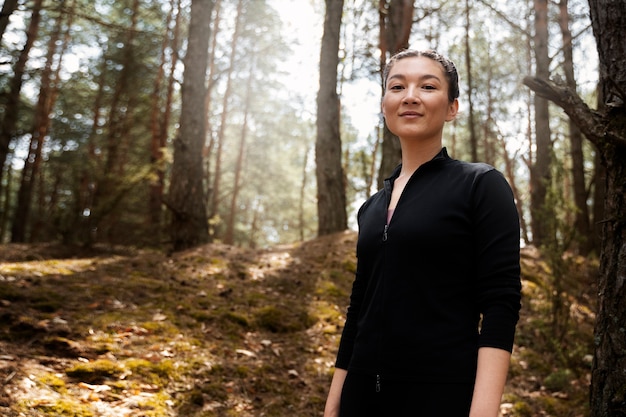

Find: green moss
[38,372,67,392]
[310,300,342,323]
[30,398,94,417]
[512,401,534,417]
[543,368,574,392]
[315,280,346,298]
[131,391,172,417]
[125,358,177,384]
[65,359,124,383]
[222,311,250,327]
[254,305,315,333]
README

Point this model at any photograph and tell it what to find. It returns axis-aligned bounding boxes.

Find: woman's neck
[398,139,442,177]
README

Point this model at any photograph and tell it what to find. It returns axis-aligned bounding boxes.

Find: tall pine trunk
[209,0,243,238]
[11,7,67,242]
[168,0,213,251]
[316,0,347,236]
[558,0,592,254]
[529,0,554,248]
[376,0,414,188]
[0,0,43,193]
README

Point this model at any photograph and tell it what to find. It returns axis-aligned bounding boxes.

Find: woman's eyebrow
[387,73,442,83]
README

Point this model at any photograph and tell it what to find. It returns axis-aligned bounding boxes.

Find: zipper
[376,374,381,392]
[382,224,389,242]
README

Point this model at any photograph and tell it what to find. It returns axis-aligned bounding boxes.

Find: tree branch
[523,76,626,149]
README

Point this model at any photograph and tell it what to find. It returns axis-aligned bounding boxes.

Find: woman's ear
[446,99,459,121]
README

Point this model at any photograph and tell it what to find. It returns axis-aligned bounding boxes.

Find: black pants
[339,372,474,417]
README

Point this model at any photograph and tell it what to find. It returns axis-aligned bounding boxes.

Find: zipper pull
[383,224,388,242]
[376,374,381,392]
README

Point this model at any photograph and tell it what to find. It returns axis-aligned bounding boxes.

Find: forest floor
[0,231,596,417]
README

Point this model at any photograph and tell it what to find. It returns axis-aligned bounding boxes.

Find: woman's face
[381,56,458,142]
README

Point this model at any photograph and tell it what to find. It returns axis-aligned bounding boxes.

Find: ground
[0,231,596,416]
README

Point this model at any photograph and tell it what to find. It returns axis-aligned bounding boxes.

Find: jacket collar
[386,147,451,182]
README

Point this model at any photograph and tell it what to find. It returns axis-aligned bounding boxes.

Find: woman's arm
[469,347,511,417]
[324,368,348,417]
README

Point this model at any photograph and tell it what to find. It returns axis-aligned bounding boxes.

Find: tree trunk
[586,0,626,414]
[204,0,222,214]
[0,0,43,191]
[209,0,243,237]
[167,0,213,251]
[224,53,254,245]
[90,0,140,242]
[559,0,592,254]
[529,0,554,248]
[523,0,626,412]
[11,7,67,242]
[376,0,414,188]
[464,0,478,162]
[148,0,178,233]
[0,0,19,42]
[316,0,347,236]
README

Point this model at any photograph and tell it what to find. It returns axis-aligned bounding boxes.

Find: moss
[125,358,177,384]
[65,358,124,383]
[254,305,315,333]
[315,281,346,298]
[29,398,94,417]
[131,391,172,417]
[222,311,250,327]
[38,372,67,393]
[511,401,534,417]
[543,368,574,392]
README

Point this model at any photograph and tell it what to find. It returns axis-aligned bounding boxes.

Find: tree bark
[558,0,592,254]
[464,0,478,162]
[224,53,254,245]
[524,0,626,413]
[0,0,43,191]
[168,0,213,251]
[0,0,19,42]
[11,6,68,242]
[316,0,347,236]
[148,0,178,232]
[376,0,414,188]
[529,0,554,248]
[209,0,243,236]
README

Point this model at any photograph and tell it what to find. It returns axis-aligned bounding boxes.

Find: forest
[1,0,625,416]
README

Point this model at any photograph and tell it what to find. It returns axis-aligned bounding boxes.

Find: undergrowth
[0,234,596,416]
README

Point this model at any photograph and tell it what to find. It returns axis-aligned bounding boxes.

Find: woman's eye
[423,85,436,90]
[389,85,403,90]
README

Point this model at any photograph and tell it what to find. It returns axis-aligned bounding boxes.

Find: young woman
[324,49,521,417]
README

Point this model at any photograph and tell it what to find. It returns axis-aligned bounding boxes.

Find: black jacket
[335,148,521,383]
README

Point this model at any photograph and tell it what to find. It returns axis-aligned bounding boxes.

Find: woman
[324,49,521,417]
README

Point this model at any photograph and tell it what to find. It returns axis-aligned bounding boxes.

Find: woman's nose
[402,86,420,104]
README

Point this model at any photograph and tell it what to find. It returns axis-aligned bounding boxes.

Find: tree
[529,0,554,248]
[0,0,19,42]
[11,3,70,242]
[524,0,626,413]
[557,0,593,254]
[316,0,347,236]
[167,0,214,250]
[376,0,414,187]
[0,0,43,191]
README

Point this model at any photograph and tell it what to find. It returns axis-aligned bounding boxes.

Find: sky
[273,0,382,140]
